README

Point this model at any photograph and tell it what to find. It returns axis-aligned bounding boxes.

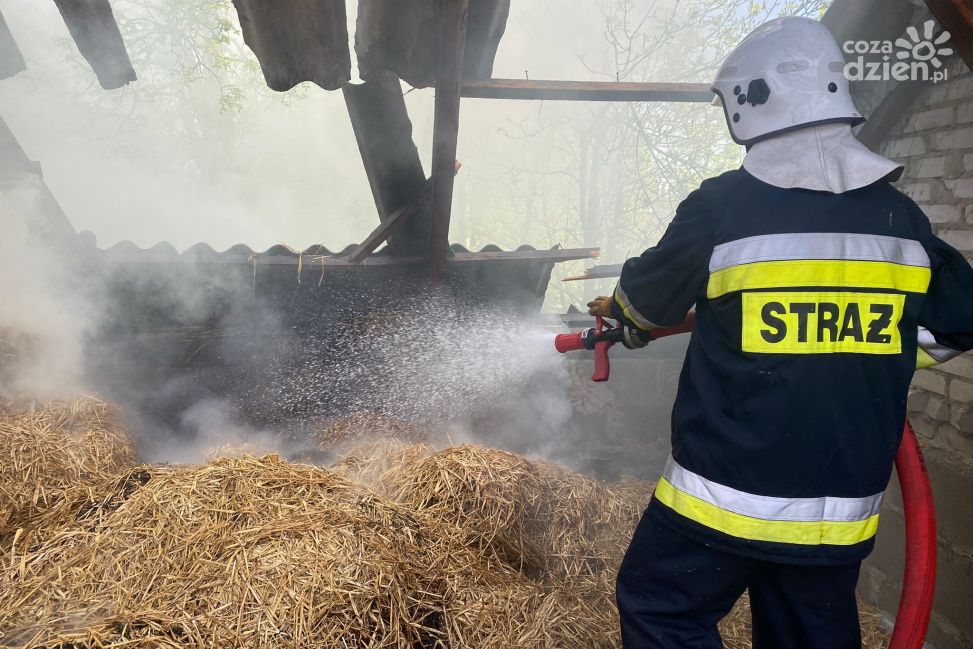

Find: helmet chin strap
[742,123,903,194]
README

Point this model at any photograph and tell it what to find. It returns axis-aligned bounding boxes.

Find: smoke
[0,187,91,399]
[0,0,722,474]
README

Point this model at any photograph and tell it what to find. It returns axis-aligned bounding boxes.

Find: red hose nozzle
[555,331,589,354]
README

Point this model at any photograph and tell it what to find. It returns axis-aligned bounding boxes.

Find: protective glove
[587,296,614,318]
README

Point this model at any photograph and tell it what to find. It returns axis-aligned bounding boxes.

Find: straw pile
[0,428,890,648]
[0,453,611,648]
[0,396,136,537]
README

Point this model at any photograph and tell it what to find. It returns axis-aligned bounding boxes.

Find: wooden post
[428,0,470,282]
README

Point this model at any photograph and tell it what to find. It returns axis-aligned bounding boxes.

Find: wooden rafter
[345,185,430,264]
[462,79,714,103]
[428,0,470,281]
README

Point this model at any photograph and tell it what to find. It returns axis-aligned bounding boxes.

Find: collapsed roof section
[355,0,509,87]
[231,0,351,91]
[226,0,509,91]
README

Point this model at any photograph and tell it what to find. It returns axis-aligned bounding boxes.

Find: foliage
[453,0,830,311]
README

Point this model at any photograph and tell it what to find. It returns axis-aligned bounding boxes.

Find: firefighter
[587,16,973,649]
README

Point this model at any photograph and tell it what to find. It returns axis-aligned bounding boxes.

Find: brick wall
[859,57,973,649]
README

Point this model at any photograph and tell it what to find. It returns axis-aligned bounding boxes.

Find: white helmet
[712,17,864,146]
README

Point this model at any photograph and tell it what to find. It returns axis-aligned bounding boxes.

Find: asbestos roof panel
[232,0,351,91]
[355,0,510,88]
[52,0,136,90]
[93,239,550,260]
[0,9,26,80]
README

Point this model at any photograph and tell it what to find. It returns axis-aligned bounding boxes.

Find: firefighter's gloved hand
[587,296,614,318]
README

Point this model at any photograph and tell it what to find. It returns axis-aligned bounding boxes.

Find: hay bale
[0,396,136,536]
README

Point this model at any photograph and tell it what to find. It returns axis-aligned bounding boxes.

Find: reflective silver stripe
[614,283,658,330]
[663,457,884,523]
[709,233,930,273]
[918,326,962,364]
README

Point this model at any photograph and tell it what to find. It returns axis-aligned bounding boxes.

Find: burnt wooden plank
[462,79,715,103]
[428,0,470,281]
[52,0,136,89]
[346,191,427,264]
[562,263,624,281]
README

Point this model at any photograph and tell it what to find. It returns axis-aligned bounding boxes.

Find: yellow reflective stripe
[654,478,879,546]
[613,284,656,330]
[917,347,938,369]
[707,260,931,299]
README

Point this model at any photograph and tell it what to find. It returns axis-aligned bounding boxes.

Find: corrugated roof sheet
[231,0,350,91]
[355,0,509,88]
[52,0,136,89]
[86,237,594,265]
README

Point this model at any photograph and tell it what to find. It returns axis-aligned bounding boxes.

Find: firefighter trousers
[616,501,864,649]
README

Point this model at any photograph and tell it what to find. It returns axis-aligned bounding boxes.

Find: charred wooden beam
[52,0,136,90]
[0,9,26,80]
[346,187,428,264]
[428,0,470,281]
[343,72,433,257]
[462,79,715,103]
[925,0,973,69]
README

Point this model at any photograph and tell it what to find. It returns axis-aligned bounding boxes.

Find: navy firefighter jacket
[611,168,973,564]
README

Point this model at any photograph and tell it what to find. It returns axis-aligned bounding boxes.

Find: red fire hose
[890,419,936,649]
[555,313,937,648]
